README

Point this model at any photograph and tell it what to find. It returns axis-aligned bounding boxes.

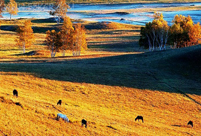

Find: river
[1,2,201,25]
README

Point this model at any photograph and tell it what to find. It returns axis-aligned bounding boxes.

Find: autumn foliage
[0,0,4,18]
[45,30,62,57]
[15,20,35,53]
[52,0,69,24]
[6,0,18,20]
[140,13,201,50]
[170,15,201,48]
[45,16,87,57]
[60,16,74,56]
[73,23,88,56]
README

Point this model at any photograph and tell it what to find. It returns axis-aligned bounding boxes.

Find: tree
[6,0,18,20]
[15,20,35,53]
[60,16,74,56]
[45,30,62,57]
[139,12,169,51]
[52,0,69,24]
[169,15,201,48]
[0,0,5,18]
[73,23,87,56]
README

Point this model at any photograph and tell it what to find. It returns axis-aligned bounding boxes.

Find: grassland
[0,17,201,136]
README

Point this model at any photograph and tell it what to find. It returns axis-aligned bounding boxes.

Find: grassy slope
[0,19,201,135]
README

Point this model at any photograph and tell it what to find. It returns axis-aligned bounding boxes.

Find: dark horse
[13,89,18,97]
[81,119,87,128]
[57,100,62,105]
[187,121,193,127]
[135,116,144,123]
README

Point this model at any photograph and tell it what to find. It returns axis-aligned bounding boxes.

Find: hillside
[0,19,201,135]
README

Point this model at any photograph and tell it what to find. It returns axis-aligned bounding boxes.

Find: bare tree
[52,0,69,24]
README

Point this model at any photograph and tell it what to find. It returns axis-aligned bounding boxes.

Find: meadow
[0,11,201,136]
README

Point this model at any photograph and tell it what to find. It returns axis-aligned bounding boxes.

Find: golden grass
[0,72,200,135]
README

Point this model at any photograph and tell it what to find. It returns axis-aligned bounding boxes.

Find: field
[0,15,201,136]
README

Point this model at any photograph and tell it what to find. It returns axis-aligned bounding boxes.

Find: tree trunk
[10,14,11,20]
[62,49,65,56]
[51,45,54,57]
[57,16,61,24]
[146,34,152,51]
[23,42,25,53]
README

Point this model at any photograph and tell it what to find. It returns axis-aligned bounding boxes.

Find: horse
[81,119,87,128]
[13,89,18,97]
[57,100,62,105]
[135,116,144,123]
[187,121,193,127]
[56,113,69,122]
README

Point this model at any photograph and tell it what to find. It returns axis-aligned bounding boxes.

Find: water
[1,2,201,25]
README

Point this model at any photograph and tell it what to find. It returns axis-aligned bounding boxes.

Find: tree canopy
[139,13,201,50]
[52,0,69,24]
[0,0,5,18]
[45,16,88,57]
[6,0,18,20]
[15,20,35,53]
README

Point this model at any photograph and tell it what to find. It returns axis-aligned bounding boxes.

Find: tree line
[139,12,201,50]
[0,0,87,57]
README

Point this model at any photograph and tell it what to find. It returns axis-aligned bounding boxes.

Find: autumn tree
[45,30,62,57]
[73,23,87,56]
[52,0,69,24]
[139,12,169,51]
[60,16,74,56]
[6,0,18,20]
[0,0,5,18]
[170,15,201,48]
[15,20,35,53]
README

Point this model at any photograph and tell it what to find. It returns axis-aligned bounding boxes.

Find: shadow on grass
[0,25,60,34]
[1,45,201,98]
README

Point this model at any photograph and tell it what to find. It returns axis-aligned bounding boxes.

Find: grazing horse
[81,119,87,128]
[56,113,69,122]
[187,121,193,127]
[57,100,62,105]
[13,89,18,97]
[135,116,144,123]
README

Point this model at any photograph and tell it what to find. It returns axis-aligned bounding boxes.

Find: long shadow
[97,30,140,35]
[1,46,201,98]
[0,25,59,34]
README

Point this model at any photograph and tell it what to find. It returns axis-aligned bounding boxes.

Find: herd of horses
[12,89,194,128]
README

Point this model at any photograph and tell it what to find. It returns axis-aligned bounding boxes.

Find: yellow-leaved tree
[45,30,62,57]
[15,20,35,53]
[6,0,18,20]
[60,16,74,56]
[73,23,87,56]
[170,15,201,48]
[0,0,5,18]
[139,12,169,51]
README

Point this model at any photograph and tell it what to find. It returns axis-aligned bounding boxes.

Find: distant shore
[13,0,201,4]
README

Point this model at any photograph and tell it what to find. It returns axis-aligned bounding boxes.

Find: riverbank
[11,0,201,4]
